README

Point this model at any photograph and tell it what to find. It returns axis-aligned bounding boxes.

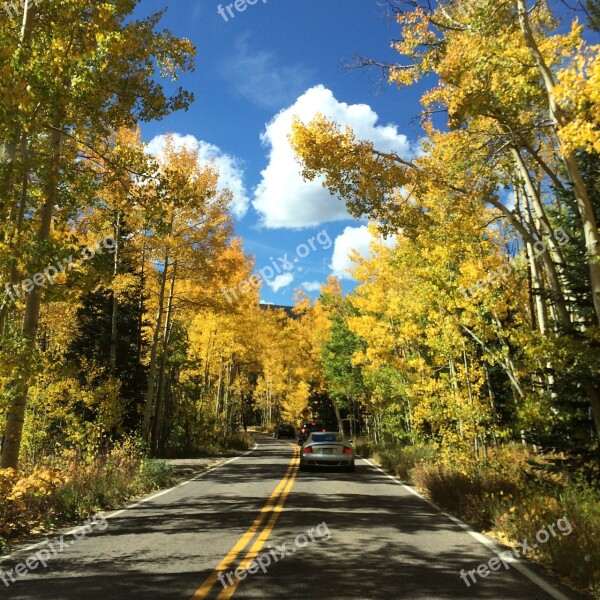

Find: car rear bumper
[300,455,354,467]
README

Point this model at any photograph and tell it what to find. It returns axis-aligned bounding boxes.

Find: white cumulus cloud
[267,272,295,292]
[253,85,412,229]
[330,225,395,281]
[146,134,249,219]
[301,281,322,292]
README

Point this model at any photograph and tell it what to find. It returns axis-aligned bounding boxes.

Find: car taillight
[322,428,326,432]
[303,447,312,453]
[343,447,352,454]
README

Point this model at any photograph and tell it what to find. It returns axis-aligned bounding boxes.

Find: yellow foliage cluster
[0,467,66,536]
[556,45,600,154]
[185,294,319,432]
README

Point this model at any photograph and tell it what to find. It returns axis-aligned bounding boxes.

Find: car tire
[299,463,307,471]
[347,462,355,473]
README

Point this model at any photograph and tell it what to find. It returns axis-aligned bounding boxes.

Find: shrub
[373,441,600,597]
[494,482,600,596]
[410,461,521,528]
[0,437,178,549]
[0,467,67,545]
[225,432,254,452]
[352,437,374,458]
[163,431,255,457]
[408,446,528,528]
[135,459,177,492]
[54,443,142,520]
[376,443,435,482]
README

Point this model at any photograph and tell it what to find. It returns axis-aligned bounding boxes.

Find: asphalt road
[0,434,588,600]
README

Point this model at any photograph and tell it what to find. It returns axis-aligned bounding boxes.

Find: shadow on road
[0,440,590,600]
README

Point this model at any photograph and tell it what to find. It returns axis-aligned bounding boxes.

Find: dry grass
[375,442,600,598]
[0,439,177,551]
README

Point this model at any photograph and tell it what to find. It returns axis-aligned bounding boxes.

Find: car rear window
[311,433,342,443]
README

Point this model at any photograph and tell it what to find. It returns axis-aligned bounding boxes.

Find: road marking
[215,454,300,599]
[104,444,259,520]
[190,444,299,600]
[0,445,258,563]
[361,458,572,600]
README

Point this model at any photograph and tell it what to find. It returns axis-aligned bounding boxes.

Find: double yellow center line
[190,443,300,599]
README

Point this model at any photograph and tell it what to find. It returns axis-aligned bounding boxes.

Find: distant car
[297,421,327,445]
[273,423,295,439]
[299,431,355,472]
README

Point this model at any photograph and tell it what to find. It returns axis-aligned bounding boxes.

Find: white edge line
[360,457,572,600]
[0,443,258,563]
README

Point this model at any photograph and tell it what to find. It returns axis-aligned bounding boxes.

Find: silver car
[299,431,355,472]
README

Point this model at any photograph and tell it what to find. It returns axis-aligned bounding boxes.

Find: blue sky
[138,0,428,305]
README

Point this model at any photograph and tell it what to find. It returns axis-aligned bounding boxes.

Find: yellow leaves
[335,190,516,452]
[290,114,355,175]
[385,0,592,161]
[1,468,65,505]
[291,116,410,232]
[556,44,600,154]
[393,6,437,62]
[185,287,318,426]
[111,273,138,300]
